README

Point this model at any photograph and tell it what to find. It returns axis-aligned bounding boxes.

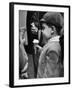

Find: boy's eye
[42,26,45,30]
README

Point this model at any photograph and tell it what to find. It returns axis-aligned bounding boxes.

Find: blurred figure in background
[19,27,28,79]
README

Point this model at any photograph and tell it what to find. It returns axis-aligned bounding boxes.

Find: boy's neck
[46,34,59,44]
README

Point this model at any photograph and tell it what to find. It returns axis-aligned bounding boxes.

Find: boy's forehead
[42,23,48,27]
[31,22,35,26]
[31,21,39,27]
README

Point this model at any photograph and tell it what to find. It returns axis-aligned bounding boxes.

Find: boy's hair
[40,12,64,35]
[47,23,62,35]
[30,12,40,29]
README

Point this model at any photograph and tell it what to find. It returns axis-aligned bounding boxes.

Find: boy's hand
[35,45,42,52]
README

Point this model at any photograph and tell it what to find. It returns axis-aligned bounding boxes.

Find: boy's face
[31,22,38,35]
[42,23,52,40]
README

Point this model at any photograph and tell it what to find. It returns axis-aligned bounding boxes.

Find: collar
[49,35,60,42]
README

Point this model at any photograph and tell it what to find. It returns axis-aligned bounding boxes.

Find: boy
[36,12,64,78]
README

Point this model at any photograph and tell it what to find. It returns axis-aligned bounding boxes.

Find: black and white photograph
[9,2,70,87]
[19,10,64,79]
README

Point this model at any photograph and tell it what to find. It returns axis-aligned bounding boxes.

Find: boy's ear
[51,26,56,34]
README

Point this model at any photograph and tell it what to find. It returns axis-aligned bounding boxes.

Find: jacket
[37,36,63,78]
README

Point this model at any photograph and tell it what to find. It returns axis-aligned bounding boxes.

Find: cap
[40,12,63,28]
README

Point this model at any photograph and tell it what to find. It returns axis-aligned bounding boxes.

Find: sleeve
[46,50,59,64]
[44,50,60,77]
[45,42,61,64]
